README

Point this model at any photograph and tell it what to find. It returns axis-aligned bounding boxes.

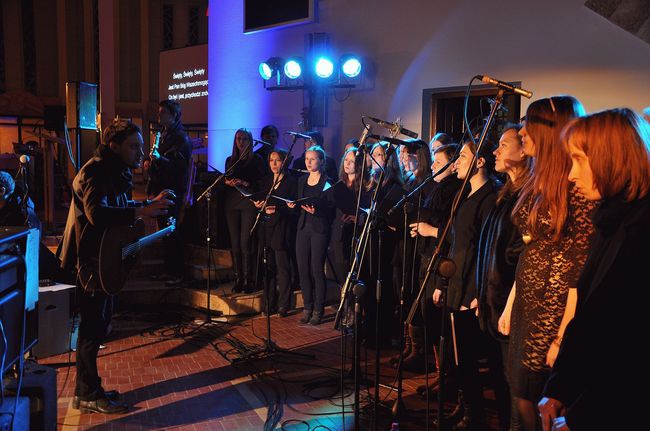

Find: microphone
[479,75,533,99]
[19,155,30,165]
[285,131,312,140]
[288,168,309,174]
[253,138,272,146]
[366,117,419,139]
[370,135,423,154]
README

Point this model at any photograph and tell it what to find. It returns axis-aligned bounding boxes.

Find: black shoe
[300,310,312,324]
[165,276,183,287]
[309,312,322,325]
[150,273,172,282]
[278,308,288,317]
[72,390,120,409]
[77,397,128,414]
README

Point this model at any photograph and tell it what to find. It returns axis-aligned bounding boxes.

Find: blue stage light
[259,57,282,80]
[259,62,273,80]
[341,56,361,78]
[315,57,334,79]
[284,59,302,79]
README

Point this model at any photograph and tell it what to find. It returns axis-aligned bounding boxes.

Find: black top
[477,190,524,338]
[259,174,297,227]
[223,153,266,210]
[417,175,464,255]
[147,121,192,198]
[445,178,500,310]
[543,193,650,431]
[296,174,334,233]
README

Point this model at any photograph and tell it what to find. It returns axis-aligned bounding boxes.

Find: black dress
[508,187,596,401]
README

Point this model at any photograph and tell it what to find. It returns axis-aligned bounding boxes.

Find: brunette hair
[339,146,361,190]
[230,128,253,160]
[514,95,586,241]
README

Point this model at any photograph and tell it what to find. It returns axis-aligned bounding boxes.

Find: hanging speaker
[66,82,98,130]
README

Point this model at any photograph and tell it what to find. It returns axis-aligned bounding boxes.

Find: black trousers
[75,286,113,400]
[261,222,292,311]
[296,224,329,314]
[225,208,257,280]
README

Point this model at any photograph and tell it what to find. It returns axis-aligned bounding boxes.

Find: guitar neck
[122,225,174,259]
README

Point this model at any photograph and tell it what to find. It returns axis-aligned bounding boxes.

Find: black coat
[58,147,143,273]
[543,193,650,430]
[445,178,500,310]
[146,121,192,198]
[477,190,524,338]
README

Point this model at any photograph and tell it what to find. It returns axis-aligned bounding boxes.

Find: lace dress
[507,187,596,400]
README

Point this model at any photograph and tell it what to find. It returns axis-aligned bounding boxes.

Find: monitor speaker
[66,82,98,130]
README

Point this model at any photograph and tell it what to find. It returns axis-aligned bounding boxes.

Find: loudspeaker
[32,284,74,358]
[5,362,57,431]
[66,82,97,130]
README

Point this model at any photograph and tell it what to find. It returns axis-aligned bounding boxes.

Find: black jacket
[477,190,524,338]
[58,147,142,273]
[543,193,650,431]
[259,174,297,228]
[445,178,500,310]
[146,121,192,198]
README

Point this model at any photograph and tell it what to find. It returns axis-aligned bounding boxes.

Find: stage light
[284,59,302,79]
[341,56,361,78]
[259,57,283,80]
[315,57,334,79]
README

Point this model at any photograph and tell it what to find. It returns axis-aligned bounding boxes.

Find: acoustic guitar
[80,218,176,295]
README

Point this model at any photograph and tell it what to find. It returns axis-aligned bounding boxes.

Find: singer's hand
[253,200,263,209]
[143,159,151,171]
[225,178,236,187]
[287,202,296,209]
[546,342,560,368]
[341,214,356,223]
[152,189,176,202]
[433,289,442,305]
[538,397,566,431]
[498,311,511,336]
[301,204,316,214]
[409,222,436,237]
[265,206,276,215]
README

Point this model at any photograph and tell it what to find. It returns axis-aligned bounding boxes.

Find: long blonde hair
[513,96,585,241]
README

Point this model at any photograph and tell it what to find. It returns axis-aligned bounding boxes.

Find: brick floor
[38,304,502,430]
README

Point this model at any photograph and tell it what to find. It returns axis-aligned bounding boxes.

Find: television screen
[244,0,315,34]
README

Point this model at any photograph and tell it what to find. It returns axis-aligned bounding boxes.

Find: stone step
[188,264,234,282]
[120,278,341,317]
[185,245,232,267]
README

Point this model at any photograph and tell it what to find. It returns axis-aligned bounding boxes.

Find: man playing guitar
[58,118,173,414]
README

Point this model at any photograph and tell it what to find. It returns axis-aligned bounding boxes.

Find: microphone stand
[388,163,455,423]
[241,134,315,361]
[195,143,253,324]
[405,89,505,429]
